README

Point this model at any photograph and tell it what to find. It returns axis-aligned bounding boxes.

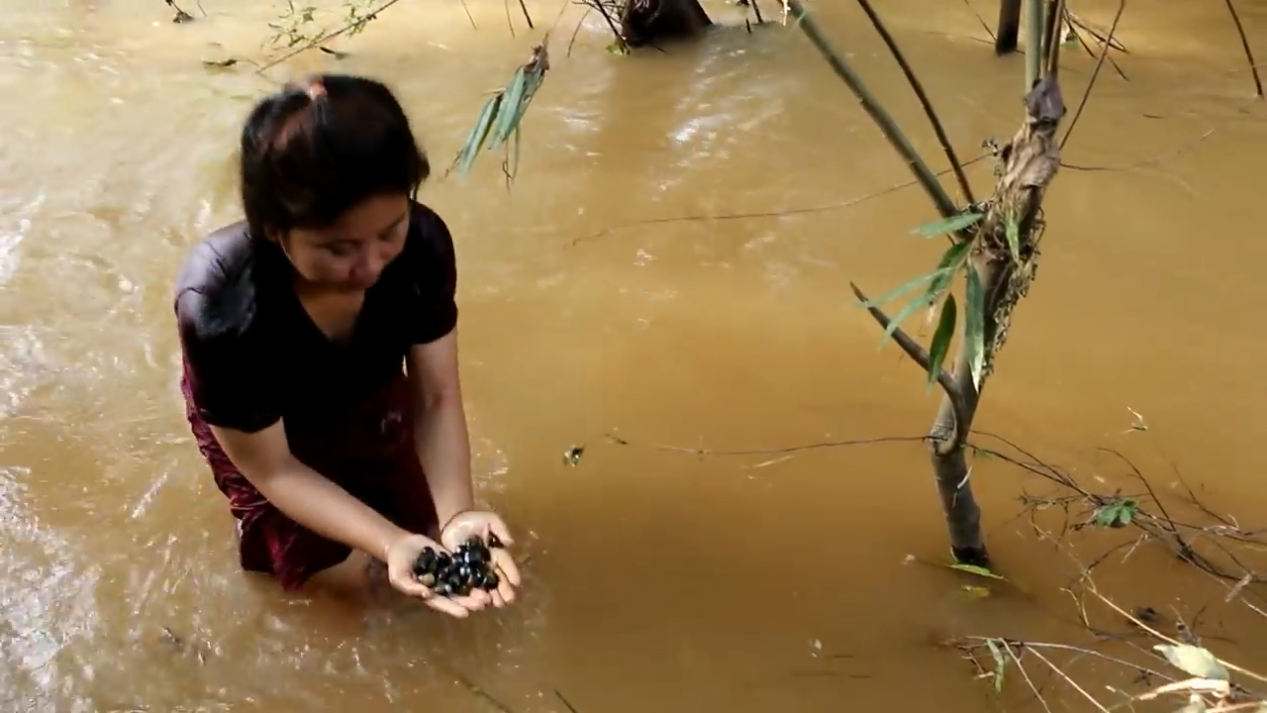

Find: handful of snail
[412,534,504,597]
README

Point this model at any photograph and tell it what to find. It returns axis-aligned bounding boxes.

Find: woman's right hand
[382,533,489,618]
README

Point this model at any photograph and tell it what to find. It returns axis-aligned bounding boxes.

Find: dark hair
[239,73,430,240]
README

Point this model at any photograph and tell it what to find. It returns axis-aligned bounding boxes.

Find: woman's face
[276,193,411,293]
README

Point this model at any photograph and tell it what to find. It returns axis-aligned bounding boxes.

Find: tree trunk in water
[995,0,1022,55]
[621,0,713,48]
[926,258,1012,568]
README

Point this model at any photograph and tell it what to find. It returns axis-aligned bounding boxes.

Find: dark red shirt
[174,201,458,435]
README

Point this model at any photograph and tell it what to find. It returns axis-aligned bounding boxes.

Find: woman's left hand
[440,510,522,608]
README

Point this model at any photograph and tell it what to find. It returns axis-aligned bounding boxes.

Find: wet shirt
[174,201,458,435]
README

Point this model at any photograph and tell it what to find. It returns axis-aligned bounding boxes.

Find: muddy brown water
[2,0,1266,710]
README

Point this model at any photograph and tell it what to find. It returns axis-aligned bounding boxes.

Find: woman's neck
[294,279,366,342]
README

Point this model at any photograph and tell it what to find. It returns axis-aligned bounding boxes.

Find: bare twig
[257,0,404,73]
[1063,15,1128,81]
[568,154,991,247]
[959,0,996,43]
[852,0,976,206]
[1220,0,1263,98]
[604,432,927,457]
[1060,0,1125,149]
[784,0,959,221]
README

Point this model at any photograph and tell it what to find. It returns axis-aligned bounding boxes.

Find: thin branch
[1025,647,1113,712]
[1059,0,1124,149]
[1061,128,1214,171]
[460,0,479,29]
[568,154,990,246]
[959,0,996,43]
[1065,10,1128,52]
[1063,10,1129,81]
[784,0,960,220]
[554,689,580,713]
[1221,0,1263,98]
[605,432,928,457]
[567,6,593,56]
[257,0,404,73]
[852,0,975,206]
[848,282,969,435]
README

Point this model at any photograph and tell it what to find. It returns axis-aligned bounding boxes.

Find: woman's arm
[211,421,411,561]
[405,329,476,527]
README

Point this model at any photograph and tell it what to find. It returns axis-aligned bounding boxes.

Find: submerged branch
[784,0,959,220]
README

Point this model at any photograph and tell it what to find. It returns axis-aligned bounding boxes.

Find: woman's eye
[325,243,355,257]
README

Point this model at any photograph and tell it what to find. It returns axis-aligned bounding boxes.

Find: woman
[174,73,519,618]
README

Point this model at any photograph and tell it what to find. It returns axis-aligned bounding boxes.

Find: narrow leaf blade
[489,66,528,149]
[858,268,947,310]
[457,94,504,178]
[926,295,957,392]
[911,211,984,238]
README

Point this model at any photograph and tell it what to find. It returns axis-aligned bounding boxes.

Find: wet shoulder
[174,222,262,343]
[383,201,456,290]
[404,201,455,264]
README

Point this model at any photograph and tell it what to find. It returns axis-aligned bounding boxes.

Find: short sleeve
[177,289,282,434]
[400,204,459,345]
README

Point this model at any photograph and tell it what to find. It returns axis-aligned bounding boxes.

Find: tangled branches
[944,431,1267,711]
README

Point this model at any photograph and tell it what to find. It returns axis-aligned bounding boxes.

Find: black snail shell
[412,538,506,598]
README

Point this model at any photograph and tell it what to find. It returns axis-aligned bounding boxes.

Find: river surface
[2,0,1266,710]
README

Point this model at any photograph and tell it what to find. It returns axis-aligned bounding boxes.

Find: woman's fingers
[492,549,522,587]
[489,589,507,608]
[448,593,488,612]
[424,595,472,618]
[488,518,515,547]
[388,569,431,598]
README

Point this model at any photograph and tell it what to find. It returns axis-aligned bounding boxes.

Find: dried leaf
[985,639,1006,692]
[1154,644,1230,681]
[964,264,986,389]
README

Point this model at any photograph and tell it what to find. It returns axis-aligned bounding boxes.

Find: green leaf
[911,211,984,238]
[489,66,528,150]
[1005,217,1020,261]
[879,294,934,348]
[926,295,957,392]
[858,269,948,310]
[1093,499,1138,529]
[947,563,1007,581]
[875,240,972,349]
[964,264,986,389]
[456,93,503,179]
[1153,644,1230,681]
[985,639,1006,693]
